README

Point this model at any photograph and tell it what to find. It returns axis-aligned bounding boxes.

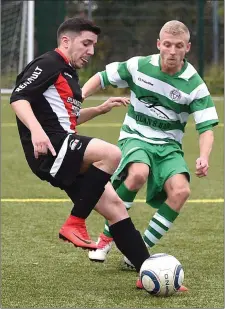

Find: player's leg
[164,173,190,210]
[66,137,122,218]
[89,162,149,261]
[89,139,150,261]
[102,179,138,238]
[144,173,190,245]
[93,182,150,272]
[94,179,187,290]
[136,149,190,292]
[143,148,190,249]
[103,162,149,234]
[125,146,189,262]
[58,135,122,249]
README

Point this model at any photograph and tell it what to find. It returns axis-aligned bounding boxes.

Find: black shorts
[24,133,92,189]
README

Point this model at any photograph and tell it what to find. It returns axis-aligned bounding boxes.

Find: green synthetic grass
[1,95,224,308]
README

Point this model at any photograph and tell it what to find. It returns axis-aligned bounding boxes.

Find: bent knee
[131,172,148,185]
[126,164,149,190]
[169,186,191,202]
[88,140,121,174]
[106,145,122,168]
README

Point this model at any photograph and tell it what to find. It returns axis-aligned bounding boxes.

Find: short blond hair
[159,20,190,41]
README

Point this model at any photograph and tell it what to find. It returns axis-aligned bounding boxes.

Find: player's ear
[186,42,191,53]
[157,39,160,50]
[61,35,70,49]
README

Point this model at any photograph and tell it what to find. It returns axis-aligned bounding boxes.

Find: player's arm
[82,57,136,99]
[81,73,102,99]
[195,129,214,177]
[77,97,130,125]
[189,83,219,177]
[10,58,58,158]
[11,100,56,159]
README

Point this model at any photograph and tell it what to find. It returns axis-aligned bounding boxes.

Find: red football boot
[59,215,97,250]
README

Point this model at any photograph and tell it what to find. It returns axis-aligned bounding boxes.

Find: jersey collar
[55,48,70,64]
[158,56,188,77]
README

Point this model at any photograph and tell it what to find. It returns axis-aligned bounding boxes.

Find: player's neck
[56,47,70,63]
[160,60,184,75]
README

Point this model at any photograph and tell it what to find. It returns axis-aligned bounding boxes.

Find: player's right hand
[195,157,209,177]
[31,127,56,159]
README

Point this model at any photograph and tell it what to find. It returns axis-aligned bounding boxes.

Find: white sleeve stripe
[190,83,210,100]
[105,62,120,85]
[98,72,105,89]
[105,62,129,88]
[126,56,140,74]
[193,107,218,124]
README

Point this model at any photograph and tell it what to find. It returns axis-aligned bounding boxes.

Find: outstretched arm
[82,73,102,99]
[77,97,130,125]
[82,59,134,99]
[195,130,214,177]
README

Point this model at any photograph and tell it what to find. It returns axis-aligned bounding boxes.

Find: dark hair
[57,17,101,42]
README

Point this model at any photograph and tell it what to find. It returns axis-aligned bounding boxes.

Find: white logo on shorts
[69,139,79,151]
[77,143,82,150]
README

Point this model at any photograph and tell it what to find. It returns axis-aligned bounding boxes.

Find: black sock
[64,165,111,219]
[109,218,150,272]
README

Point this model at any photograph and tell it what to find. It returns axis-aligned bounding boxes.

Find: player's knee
[94,144,121,174]
[170,186,191,203]
[106,145,122,171]
[106,199,128,222]
[127,169,148,190]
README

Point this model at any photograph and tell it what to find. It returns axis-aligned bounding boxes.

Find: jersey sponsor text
[15,66,43,92]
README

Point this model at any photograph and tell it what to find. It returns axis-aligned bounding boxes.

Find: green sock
[117,182,138,208]
[103,182,138,237]
[143,202,179,248]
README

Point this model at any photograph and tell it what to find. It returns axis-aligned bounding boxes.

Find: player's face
[68,31,98,69]
[157,32,191,73]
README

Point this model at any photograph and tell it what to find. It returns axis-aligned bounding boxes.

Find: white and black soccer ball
[140,253,184,297]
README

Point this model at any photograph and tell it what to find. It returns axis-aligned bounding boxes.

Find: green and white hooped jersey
[99,54,218,146]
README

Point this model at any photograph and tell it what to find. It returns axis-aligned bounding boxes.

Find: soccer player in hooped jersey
[82,20,219,289]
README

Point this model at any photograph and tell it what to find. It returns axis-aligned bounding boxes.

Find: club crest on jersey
[169,89,181,102]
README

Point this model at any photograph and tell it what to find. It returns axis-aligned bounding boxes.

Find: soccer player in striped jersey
[82,20,218,289]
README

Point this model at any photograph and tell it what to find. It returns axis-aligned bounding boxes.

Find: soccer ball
[140,253,184,297]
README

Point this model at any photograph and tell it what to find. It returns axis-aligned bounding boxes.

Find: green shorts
[111,138,190,209]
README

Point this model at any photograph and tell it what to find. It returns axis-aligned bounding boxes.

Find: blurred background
[1,0,224,95]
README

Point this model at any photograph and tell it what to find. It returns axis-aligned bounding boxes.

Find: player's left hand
[99,97,130,114]
[195,157,209,177]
